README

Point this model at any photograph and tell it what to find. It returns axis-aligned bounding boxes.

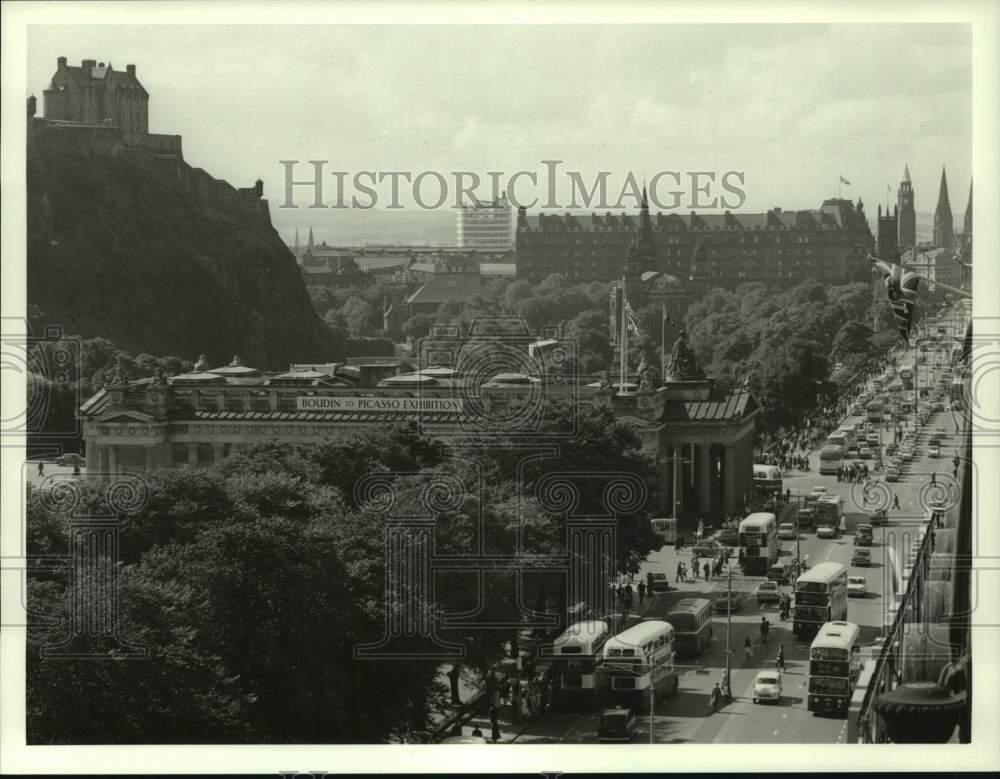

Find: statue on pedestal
[666,329,705,382]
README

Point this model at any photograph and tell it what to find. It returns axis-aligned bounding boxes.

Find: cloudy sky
[28,24,972,244]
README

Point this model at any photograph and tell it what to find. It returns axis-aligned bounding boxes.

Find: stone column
[213,443,226,463]
[88,445,105,482]
[107,446,118,479]
[187,443,198,466]
[697,444,713,514]
[722,445,739,515]
[144,446,157,472]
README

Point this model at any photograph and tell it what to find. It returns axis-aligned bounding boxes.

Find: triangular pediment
[96,409,156,423]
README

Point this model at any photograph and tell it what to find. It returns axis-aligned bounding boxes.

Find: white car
[778,522,797,540]
[811,486,828,498]
[816,525,837,539]
[848,576,867,597]
[753,671,782,704]
[929,444,941,458]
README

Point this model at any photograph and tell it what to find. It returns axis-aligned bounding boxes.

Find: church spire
[933,166,954,249]
[294,227,300,252]
[307,226,315,252]
[903,164,911,183]
[636,183,656,272]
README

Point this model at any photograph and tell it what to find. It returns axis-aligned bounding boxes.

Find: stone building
[80,346,758,522]
[43,57,148,133]
[516,197,873,287]
[877,203,900,260]
[457,194,514,251]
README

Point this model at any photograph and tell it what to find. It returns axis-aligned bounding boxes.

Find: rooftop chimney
[82,59,96,72]
[126,64,136,77]
[57,56,67,70]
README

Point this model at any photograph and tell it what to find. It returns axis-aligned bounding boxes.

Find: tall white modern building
[457,194,514,251]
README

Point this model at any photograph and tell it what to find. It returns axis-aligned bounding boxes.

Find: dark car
[715,591,743,613]
[714,528,739,547]
[646,572,670,593]
[851,548,871,567]
[597,707,638,743]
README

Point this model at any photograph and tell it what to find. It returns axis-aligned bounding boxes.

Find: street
[512,356,958,745]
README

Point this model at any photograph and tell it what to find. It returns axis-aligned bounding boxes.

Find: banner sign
[296,395,465,413]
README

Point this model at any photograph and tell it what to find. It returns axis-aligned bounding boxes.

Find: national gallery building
[79,352,759,520]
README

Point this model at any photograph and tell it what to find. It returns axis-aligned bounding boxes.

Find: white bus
[599,620,679,710]
[793,562,849,638]
[818,444,844,475]
[550,620,612,710]
[738,512,779,575]
[807,621,862,716]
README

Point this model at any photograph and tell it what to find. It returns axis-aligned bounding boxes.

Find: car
[692,538,728,558]
[816,525,837,539]
[755,580,781,605]
[870,508,887,526]
[854,524,873,546]
[811,486,828,498]
[848,575,868,597]
[597,707,638,742]
[646,572,670,593]
[866,434,880,446]
[752,671,782,704]
[898,450,913,462]
[796,508,815,529]
[858,447,875,459]
[715,591,743,613]
[932,401,945,412]
[885,443,898,456]
[851,548,871,567]
[777,522,797,540]
[714,528,739,547]
[929,444,941,458]
[55,453,86,467]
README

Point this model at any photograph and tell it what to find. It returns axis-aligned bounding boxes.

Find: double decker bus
[599,620,679,710]
[866,398,884,423]
[807,621,862,715]
[814,495,844,535]
[818,444,844,475]
[664,598,714,657]
[739,512,779,575]
[549,620,612,710]
[752,464,782,504]
[836,425,858,452]
[793,562,848,638]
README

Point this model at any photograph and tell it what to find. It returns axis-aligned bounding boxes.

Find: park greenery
[27,405,659,744]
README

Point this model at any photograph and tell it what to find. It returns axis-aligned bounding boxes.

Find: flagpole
[619,277,627,394]
[661,304,667,384]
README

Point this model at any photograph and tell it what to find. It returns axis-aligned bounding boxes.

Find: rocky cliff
[27,127,335,369]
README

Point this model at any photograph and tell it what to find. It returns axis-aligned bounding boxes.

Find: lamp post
[725,564,733,700]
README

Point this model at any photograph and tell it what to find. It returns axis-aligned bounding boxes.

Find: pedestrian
[637,580,646,604]
[623,592,633,612]
[37,461,44,477]
[786,488,791,503]
[676,562,683,584]
[610,583,618,605]
[930,471,937,486]
[776,645,786,672]
[691,556,698,578]
[709,682,722,712]
[744,635,753,659]
[704,561,711,581]
[624,583,633,603]
[760,617,770,646]
[892,493,900,510]
[489,704,501,743]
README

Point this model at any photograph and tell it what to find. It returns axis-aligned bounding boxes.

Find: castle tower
[897,164,916,249]
[877,203,900,260]
[623,238,643,314]
[933,166,954,249]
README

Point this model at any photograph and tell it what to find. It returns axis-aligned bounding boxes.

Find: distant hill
[27,128,335,369]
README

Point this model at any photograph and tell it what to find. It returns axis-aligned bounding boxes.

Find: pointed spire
[937,166,951,209]
[903,164,911,183]
[963,178,972,235]
[294,227,300,251]
[307,226,315,252]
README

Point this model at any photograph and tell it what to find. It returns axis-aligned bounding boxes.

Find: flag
[624,299,643,337]
[870,255,920,340]
[839,175,851,185]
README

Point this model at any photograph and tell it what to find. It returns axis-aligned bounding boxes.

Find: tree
[401,314,434,341]
[341,296,375,337]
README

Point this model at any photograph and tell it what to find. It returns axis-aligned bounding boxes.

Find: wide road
[514,356,962,745]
